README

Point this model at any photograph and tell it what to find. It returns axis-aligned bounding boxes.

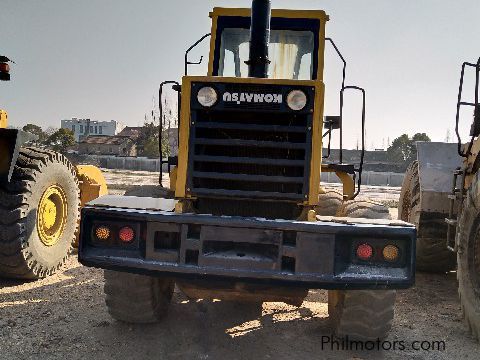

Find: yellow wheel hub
[37,185,68,247]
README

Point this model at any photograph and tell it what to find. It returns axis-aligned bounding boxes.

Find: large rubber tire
[455,172,480,340]
[104,270,174,323]
[328,199,396,340]
[337,199,391,219]
[398,161,456,273]
[315,189,343,216]
[0,147,80,279]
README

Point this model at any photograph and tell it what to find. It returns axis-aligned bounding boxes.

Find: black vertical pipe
[247,0,271,78]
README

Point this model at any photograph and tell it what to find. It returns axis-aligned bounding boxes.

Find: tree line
[21,122,170,158]
[386,133,431,171]
[22,124,76,152]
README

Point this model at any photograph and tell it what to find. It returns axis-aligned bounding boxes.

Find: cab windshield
[218,28,315,80]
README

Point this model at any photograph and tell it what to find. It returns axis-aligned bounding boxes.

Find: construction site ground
[1,169,478,359]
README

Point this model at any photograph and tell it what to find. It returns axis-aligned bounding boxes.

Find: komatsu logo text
[222,92,283,105]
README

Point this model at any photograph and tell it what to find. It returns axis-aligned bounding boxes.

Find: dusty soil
[1,258,478,360]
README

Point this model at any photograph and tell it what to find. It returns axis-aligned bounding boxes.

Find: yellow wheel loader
[0,56,107,280]
[399,57,480,340]
[78,1,416,340]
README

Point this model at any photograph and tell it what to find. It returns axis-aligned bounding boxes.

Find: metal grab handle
[185,33,211,76]
[455,57,480,157]
[324,38,366,197]
[158,81,180,186]
[322,127,333,159]
[325,38,347,163]
[446,168,463,252]
[340,86,366,198]
[325,38,346,90]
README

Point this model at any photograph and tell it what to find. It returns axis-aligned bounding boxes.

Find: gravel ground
[0,258,478,359]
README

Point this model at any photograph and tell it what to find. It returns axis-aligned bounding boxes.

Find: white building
[61,118,126,142]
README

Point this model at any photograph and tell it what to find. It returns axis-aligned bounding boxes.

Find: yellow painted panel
[307,82,325,205]
[183,75,317,87]
[0,110,7,129]
[169,166,178,192]
[175,77,194,198]
[321,165,355,200]
[210,8,329,21]
[76,165,108,207]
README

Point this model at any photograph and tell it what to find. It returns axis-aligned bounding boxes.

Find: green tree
[22,123,47,144]
[387,134,411,163]
[45,128,76,153]
[136,122,170,158]
[387,133,431,170]
[143,137,160,158]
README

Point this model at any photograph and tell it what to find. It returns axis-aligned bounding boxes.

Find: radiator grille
[188,84,313,201]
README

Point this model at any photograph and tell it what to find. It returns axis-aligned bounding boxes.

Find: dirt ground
[1,258,478,360]
[1,170,479,359]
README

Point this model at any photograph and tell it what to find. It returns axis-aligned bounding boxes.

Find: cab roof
[209,7,329,22]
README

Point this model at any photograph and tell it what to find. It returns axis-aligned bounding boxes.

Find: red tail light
[356,243,373,260]
[119,226,135,243]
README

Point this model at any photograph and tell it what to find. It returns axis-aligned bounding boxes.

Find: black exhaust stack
[247,0,271,78]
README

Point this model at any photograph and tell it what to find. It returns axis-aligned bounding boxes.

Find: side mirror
[324,115,341,130]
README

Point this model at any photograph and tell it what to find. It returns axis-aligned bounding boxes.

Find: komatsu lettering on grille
[222,92,283,105]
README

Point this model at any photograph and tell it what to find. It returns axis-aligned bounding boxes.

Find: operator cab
[212,10,321,80]
[210,9,325,80]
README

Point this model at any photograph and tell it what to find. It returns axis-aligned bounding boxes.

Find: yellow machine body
[175,76,327,206]
[76,165,109,207]
[174,8,354,212]
[74,165,108,247]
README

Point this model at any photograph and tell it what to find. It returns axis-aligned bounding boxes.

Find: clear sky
[1,0,479,150]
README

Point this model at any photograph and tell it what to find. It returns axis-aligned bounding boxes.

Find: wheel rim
[37,185,68,247]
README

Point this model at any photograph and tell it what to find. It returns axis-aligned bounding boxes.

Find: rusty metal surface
[419,192,453,214]
[177,280,308,306]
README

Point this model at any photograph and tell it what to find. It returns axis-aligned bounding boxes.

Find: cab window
[213,16,320,80]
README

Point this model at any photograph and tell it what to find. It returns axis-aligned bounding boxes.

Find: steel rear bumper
[79,203,416,290]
